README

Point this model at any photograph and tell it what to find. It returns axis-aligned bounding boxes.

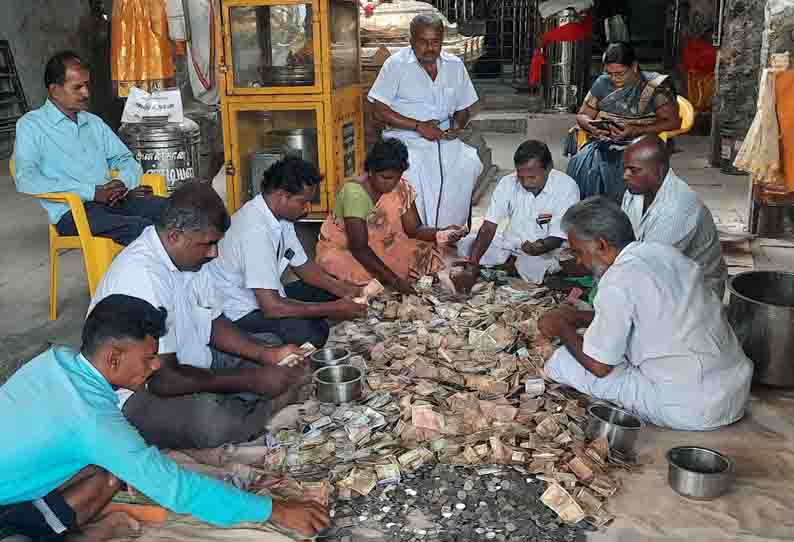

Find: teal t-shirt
[0,346,272,527]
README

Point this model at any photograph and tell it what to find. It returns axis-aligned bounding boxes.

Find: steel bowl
[313,364,362,404]
[666,446,734,500]
[585,403,644,458]
[309,347,351,372]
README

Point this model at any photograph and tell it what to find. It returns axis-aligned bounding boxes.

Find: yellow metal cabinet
[217,0,365,218]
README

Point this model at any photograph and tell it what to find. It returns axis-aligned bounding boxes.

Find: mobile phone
[591,119,620,130]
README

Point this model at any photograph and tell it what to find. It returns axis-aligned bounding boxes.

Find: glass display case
[219,0,364,217]
[329,0,360,89]
[230,107,323,203]
[228,3,317,90]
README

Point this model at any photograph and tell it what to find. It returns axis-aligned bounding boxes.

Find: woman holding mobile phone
[567,42,681,201]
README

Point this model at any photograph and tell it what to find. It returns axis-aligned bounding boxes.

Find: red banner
[529,12,593,86]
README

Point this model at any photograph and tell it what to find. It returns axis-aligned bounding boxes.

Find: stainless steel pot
[259,65,315,86]
[309,347,351,372]
[666,446,734,500]
[585,403,643,457]
[313,364,362,404]
[727,271,794,386]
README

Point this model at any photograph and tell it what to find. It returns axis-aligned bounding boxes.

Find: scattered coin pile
[255,277,630,539]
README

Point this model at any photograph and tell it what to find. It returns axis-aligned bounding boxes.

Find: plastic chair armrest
[141,174,167,197]
[34,192,94,242]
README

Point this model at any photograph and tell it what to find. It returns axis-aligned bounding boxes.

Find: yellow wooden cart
[216,0,365,219]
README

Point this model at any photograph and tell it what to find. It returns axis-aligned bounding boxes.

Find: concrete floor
[0,117,774,374]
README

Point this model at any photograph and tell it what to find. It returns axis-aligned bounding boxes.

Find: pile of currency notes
[254,276,630,535]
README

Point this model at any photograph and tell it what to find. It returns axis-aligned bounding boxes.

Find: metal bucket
[120,118,201,191]
[727,271,794,386]
[585,403,643,458]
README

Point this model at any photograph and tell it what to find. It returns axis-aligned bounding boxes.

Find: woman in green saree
[567,42,681,202]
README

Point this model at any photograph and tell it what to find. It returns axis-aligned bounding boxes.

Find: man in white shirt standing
[368,14,482,229]
[90,182,304,450]
[208,157,365,347]
[538,197,752,431]
[621,135,727,298]
[458,140,580,284]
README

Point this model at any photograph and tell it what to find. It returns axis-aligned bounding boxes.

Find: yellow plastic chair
[575,95,696,150]
[9,158,166,320]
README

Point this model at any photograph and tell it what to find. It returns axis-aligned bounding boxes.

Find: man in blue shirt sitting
[0,295,329,540]
[14,51,168,245]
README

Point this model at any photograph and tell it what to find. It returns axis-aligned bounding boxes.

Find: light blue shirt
[13,99,143,224]
[0,346,272,527]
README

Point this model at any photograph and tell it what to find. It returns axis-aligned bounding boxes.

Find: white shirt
[208,195,308,321]
[622,169,727,296]
[485,170,580,250]
[89,226,221,405]
[583,242,752,430]
[368,47,479,138]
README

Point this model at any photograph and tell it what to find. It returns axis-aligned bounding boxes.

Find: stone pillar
[761,0,794,68]
[711,0,765,165]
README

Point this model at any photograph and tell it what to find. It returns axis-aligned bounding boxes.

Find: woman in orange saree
[317,139,466,294]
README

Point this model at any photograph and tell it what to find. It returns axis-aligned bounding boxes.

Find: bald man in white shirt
[621,135,727,298]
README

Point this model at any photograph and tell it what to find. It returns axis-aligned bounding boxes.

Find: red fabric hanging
[682,37,717,74]
[528,11,593,86]
[529,49,546,86]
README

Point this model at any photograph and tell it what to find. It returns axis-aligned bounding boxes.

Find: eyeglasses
[605,67,632,80]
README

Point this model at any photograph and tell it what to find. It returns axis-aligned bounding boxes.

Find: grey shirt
[622,169,727,298]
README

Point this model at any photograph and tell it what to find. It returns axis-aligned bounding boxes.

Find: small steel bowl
[313,364,362,404]
[309,347,351,372]
[585,403,644,458]
[666,446,734,500]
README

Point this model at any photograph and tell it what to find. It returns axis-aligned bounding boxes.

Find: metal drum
[120,118,201,191]
[543,9,580,113]
[727,271,794,386]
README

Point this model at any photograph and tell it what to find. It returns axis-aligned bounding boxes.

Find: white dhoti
[400,137,482,229]
[544,346,750,431]
[457,232,561,284]
[545,346,673,427]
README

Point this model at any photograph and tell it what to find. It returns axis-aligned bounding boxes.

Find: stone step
[472,164,500,208]
[469,112,530,134]
[476,87,545,113]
